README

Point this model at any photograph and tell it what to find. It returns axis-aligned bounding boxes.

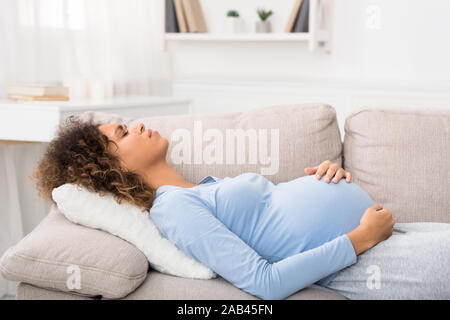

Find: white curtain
[0,0,170,298]
[4,0,170,97]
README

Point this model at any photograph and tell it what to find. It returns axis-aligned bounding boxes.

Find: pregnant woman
[33,117,450,300]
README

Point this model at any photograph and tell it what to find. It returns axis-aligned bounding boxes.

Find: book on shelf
[7,84,69,97]
[293,0,309,33]
[285,0,303,32]
[173,0,189,32]
[182,0,207,33]
[8,94,69,101]
[166,0,180,32]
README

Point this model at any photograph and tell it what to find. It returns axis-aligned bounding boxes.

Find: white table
[0,96,193,298]
[0,95,192,143]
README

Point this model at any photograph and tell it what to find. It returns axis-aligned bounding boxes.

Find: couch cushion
[16,271,347,300]
[0,205,149,299]
[343,108,450,223]
[16,283,93,300]
[80,103,343,184]
[118,271,347,300]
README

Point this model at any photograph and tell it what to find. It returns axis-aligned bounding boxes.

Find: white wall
[167,0,450,136]
[169,0,450,88]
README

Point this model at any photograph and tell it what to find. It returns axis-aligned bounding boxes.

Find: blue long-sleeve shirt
[150,172,374,300]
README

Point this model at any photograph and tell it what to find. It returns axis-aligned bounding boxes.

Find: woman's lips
[147,129,152,137]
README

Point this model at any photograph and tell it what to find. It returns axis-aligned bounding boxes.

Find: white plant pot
[223,17,245,33]
[255,20,271,33]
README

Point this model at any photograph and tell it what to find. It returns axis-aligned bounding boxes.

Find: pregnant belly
[260,175,374,258]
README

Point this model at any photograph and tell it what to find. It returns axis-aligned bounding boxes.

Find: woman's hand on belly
[304,160,352,184]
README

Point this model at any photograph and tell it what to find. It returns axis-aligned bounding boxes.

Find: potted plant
[224,10,245,33]
[255,8,273,33]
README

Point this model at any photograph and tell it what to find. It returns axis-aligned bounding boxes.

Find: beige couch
[2,103,449,300]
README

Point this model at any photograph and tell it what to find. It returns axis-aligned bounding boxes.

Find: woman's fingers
[372,203,383,210]
[315,160,331,179]
[304,166,318,175]
[332,168,346,183]
[308,160,352,184]
[345,171,352,183]
[324,164,339,182]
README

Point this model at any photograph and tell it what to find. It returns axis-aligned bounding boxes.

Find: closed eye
[121,124,128,137]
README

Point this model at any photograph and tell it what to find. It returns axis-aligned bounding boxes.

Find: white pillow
[52,184,217,280]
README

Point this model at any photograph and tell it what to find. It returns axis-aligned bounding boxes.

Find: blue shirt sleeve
[151,189,357,300]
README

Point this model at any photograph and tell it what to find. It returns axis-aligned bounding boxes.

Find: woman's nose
[135,123,145,133]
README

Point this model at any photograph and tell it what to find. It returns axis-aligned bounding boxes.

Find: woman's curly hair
[32,116,155,212]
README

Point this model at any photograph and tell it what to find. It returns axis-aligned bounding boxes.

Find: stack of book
[7,85,69,101]
[285,0,310,33]
[166,0,207,33]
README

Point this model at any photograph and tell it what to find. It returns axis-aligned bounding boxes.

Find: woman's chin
[161,136,169,149]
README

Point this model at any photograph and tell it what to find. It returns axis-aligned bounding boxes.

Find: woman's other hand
[304,160,352,183]
[347,204,395,255]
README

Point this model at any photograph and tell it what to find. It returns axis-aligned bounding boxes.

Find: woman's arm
[151,190,358,300]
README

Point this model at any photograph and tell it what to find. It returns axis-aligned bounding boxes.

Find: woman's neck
[141,160,196,190]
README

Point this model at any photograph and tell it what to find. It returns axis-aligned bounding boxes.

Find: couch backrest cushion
[344,108,450,223]
[0,205,149,299]
[80,103,342,185]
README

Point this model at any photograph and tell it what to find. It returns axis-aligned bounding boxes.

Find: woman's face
[99,122,168,173]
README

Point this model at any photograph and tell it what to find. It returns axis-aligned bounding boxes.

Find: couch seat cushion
[16,271,346,300]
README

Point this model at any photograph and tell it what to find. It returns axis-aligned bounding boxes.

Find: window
[18,0,85,30]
